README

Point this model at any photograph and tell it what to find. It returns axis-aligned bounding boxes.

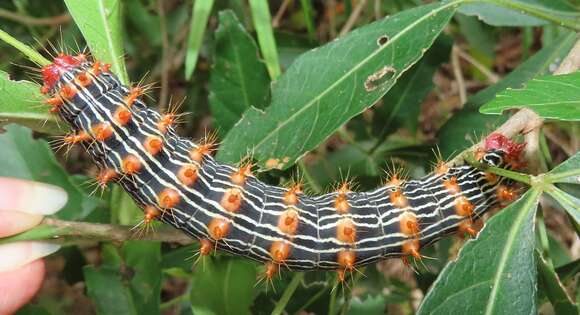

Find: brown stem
[0,9,70,26]
[41,218,194,245]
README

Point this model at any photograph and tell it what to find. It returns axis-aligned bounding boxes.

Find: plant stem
[0,218,194,245]
[0,28,50,66]
[464,155,532,185]
[271,272,304,315]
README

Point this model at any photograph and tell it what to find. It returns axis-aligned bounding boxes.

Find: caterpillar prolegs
[40,53,524,277]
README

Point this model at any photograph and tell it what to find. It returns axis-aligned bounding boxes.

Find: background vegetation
[0,0,579,314]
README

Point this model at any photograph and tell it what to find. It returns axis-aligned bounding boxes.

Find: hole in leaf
[377,35,389,46]
[364,66,396,92]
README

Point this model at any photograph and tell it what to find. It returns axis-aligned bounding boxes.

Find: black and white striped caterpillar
[40,53,524,279]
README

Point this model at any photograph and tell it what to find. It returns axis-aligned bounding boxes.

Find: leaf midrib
[246,0,461,154]
[484,188,541,315]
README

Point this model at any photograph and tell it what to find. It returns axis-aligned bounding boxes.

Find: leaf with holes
[217,1,458,168]
[0,71,59,134]
[417,188,541,315]
[480,72,580,121]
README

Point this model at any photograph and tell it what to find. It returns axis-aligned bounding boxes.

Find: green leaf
[374,36,452,137]
[209,10,270,136]
[546,151,580,184]
[84,266,138,315]
[459,0,580,27]
[64,0,128,84]
[184,0,215,80]
[418,188,542,315]
[437,31,576,158]
[0,71,60,134]
[189,257,257,315]
[0,124,102,220]
[123,241,162,315]
[218,1,458,168]
[537,251,577,314]
[544,185,580,227]
[481,72,580,121]
[248,0,281,79]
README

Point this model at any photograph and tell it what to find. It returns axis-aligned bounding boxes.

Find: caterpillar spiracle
[40,53,524,279]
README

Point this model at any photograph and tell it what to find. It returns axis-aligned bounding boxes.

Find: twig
[339,0,367,37]
[41,218,193,245]
[0,9,70,26]
[272,0,292,28]
[455,46,500,83]
[451,45,467,105]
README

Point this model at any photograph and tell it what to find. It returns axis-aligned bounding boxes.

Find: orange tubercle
[189,144,215,162]
[93,122,114,141]
[497,185,517,202]
[278,208,299,235]
[399,211,420,236]
[114,107,132,125]
[144,136,163,155]
[125,86,143,108]
[390,189,408,208]
[434,160,449,175]
[283,184,302,205]
[336,218,357,244]
[402,239,421,260]
[387,174,404,187]
[64,130,91,144]
[158,188,180,208]
[75,72,91,87]
[443,176,461,194]
[144,205,160,224]
[96,168,117,186]
[337,250,356,270]
[455,196,474,217]
[122,154,142,175]
[458,219,483,238]
[208,217,230,240]
[230,163,252,185]
[199,238,213,256]
[157,114,175,133]
[264,262,279,280]
[270,241,291,263]
[178,164,198,186]
[220,188,242,212]
[60,84,77,99]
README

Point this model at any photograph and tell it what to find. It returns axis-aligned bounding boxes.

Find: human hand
[0,177,67,315]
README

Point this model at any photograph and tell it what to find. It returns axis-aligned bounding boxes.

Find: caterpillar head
[41,53,85,94]
[480,133,526,169]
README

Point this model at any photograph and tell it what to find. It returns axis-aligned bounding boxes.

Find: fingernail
[0,241,60,272]
[0,211,44,238]
[0,178,68,215]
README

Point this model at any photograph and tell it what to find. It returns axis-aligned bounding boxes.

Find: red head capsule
[41,54,83,93]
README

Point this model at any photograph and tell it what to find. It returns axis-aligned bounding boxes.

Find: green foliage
[0,0,578,314]
[481,72,580,120]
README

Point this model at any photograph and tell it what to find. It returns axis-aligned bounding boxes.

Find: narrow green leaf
[184,0,215,80]
[545,185,580,226]
[481,72,580,121]
[248,0,281,79]
[299,0,316,40]
[459,0,580,28]
[64,0,128,84]
[209,10,270,136]
[218,1,458,168]
[537,251,577,314]
[0,124,102,220]
[84,266,138,315]
[545,151,580,184]
[418,188,542,315]
[0,71,60,134]
[123,241,162,315]
[189,257,257,315]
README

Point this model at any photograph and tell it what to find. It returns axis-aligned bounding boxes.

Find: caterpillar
[40,53,524,279]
